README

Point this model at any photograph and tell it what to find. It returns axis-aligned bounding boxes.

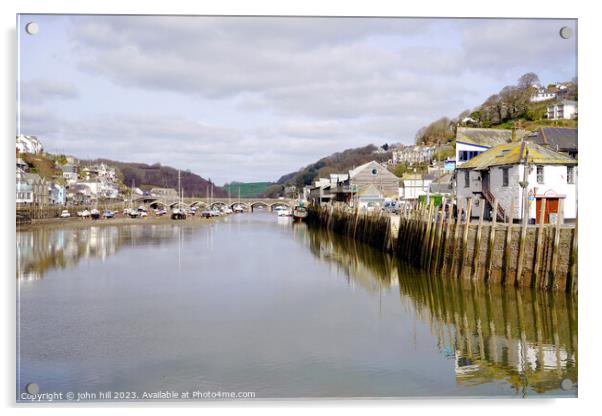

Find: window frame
[464,171,470,188]
[567,166,575,184]
[536,165,544,184]
[502,167,509,187]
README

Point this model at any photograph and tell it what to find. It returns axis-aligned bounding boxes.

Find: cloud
[20,78,79,103]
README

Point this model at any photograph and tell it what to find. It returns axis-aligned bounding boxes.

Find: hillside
[222,182,274,198]
[269,144,392,196]
[415,72,578,146]
[90,159,227,198]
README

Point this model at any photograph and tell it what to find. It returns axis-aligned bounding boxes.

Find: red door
[536,198,559,224]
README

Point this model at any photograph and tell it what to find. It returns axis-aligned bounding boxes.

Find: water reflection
[302,228,578,396]
[16,224,197,280]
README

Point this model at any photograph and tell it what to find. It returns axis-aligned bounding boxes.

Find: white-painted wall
[457,164,577,221]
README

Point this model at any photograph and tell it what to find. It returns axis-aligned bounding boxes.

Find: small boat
[60,210,71,218]
[78,209,90,218]
[292,203,307,222]
[171,208,186,220]
[277,207,292,217]
[201,210,212,218]
[90,209,101,220]
[233,205,244,213]
[103,210,114,219]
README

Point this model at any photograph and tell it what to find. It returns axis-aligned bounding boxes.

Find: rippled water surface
[17,213,578,399]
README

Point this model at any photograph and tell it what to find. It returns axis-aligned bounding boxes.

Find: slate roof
[457,141,578,171]
[455,127,515,147]
[531,127,578,153]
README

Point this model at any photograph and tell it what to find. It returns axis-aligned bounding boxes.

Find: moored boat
[292,201,307,222]
[90,209,101,220]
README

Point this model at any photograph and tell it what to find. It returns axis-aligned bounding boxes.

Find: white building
[457,141,577,223]
[547,100,578,120]
[16,135,44,154]
[392,145,435,165]
[530,87,557,103]
[455,127,517,167]
[400,173,434,202]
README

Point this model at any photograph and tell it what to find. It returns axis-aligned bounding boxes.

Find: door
[536,198,559,224]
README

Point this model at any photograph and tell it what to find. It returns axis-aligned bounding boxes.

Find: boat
[292,201,307,222]
[60,210,71,218]
[171,169,187,220]
[103,210,114,219]
[90,209,101,220]
[276,206,292,217]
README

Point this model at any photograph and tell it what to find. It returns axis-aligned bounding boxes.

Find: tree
[518,72,540,90]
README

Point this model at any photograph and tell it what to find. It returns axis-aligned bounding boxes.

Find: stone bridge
[142,197,296,212]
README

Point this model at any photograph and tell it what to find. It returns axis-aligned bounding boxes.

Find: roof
[455,127,516,148]
[348,161,375,178]
[458,141,578,171]
[532,127,578,152]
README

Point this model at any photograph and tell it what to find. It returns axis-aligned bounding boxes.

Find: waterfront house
[546,100,578,120]
[455,127,519,167]
[336,161,400,206]
[456,141,577,223]
[49,183,66,205]
[527,127,578,159]
[429,173,455,196]
[19,172,49,206]
[16,168,33,205]
[308,178,333,205]
[400,173,435,203]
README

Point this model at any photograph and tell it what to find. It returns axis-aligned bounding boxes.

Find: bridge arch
[270,201,291,209]
[190,200,209,208]
[168,201,190,209]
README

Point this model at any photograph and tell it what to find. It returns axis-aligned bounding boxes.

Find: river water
[16,213,578,400]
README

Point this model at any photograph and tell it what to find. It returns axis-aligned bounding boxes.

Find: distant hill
[222,182,274,198]
[90,159,227,198]
[270,144,391,196]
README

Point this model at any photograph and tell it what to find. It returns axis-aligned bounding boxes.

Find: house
[48,183,66,205]
[340,161,400,204]
[400,173,435,202]
[308,178,333,206]
[546,100,578,120]
[456,141,577,223]
[60,164,78,184]
[530,87,557,103]
[16,135,44,154]
[527,127,578,159]
[16,169,33,204]
[356,184,384,209]
[392,145,435,165]
[455,127,520,167]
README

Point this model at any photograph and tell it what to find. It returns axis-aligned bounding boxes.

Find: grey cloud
[20,79,79,103]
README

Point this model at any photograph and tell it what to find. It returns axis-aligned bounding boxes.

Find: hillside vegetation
[90,159,227,198]
[415,72,578,146]
[222,182,274,198]
[267,144,391,197]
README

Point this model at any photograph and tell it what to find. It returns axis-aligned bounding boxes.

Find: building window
[567,166,575,184]
[464,171,470,188]
[502,168,509,187]
[536,165,544,184]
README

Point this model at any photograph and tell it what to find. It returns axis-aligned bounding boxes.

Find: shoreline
[17,214,221,231]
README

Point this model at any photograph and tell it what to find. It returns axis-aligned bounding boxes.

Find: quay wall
[306,205,577,293]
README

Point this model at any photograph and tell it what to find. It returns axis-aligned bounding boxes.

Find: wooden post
[432,198,447,273]
[548,199,564,290]
[516,194,530,286]
[485,199,498,282]
[532,198,547,289]
[472,199,485,281]
[450,205,464,278]
[422,202,435,267]
[568,214,578,293]
[502,199,515,286]
[441,202,454,273]
[458,198,473,279]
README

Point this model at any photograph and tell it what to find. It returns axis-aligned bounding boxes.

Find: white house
[546,100,578,120]
[16,135,44,154]
[400,173,434,202]
[530,87,557,103]
[455,127,519,167]
[456,141,577,223]
[392,145,435,165]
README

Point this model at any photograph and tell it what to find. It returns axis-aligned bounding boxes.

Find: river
[16,213,578,400]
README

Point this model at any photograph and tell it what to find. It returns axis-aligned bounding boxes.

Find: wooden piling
[422,203,435,267]
[548,199,564,290]
[532,198,547,288]
[440,202,453,273]
[458,198,473,279]
[516,198,530,286]
[472,199,485,281]
[450,205,464,279]
[485,199,498,282]
[568,215,578,294]
[432,198,447,273]
[502,199,515,286]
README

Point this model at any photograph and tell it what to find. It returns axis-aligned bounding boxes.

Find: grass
[222,182,274,198]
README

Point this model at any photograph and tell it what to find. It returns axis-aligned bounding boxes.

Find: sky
[17,15,577,185]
